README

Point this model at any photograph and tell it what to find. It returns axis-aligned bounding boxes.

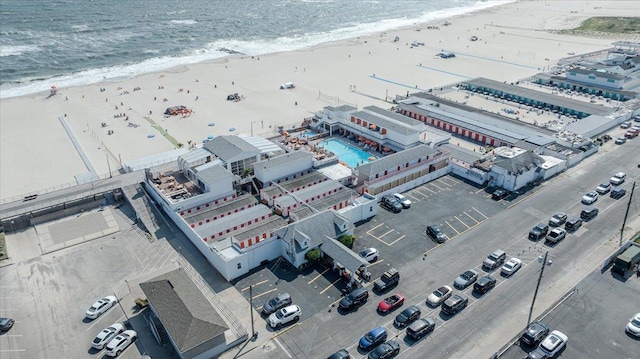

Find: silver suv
[483,249,506,270]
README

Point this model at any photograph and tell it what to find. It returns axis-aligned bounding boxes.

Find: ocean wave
[170,19,198,25]
[0,45,40,57]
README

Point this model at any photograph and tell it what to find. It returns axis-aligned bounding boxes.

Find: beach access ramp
[122,184,165,241]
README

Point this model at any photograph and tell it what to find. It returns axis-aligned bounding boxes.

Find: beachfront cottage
[488,146,544,191]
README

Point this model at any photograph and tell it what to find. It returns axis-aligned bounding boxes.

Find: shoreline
[1,0,637,200]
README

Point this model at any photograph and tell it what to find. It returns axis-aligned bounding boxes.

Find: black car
[327,349,351,359]
[368,340,400,359]
[441,294,468,315]
[0,317,14,332]
[426,225,446,244]
[610,188,626,199]
[491,188,510,200]
[394,305,421,327]
[520,321,550,346]
[473,275,497,294]
[565,217,582,232]
[580,207,599,221]
[528,223,549,241]
[339,288,369,311]
[548,212,567,227]
[406,317,436,340]
[380,196,402,213]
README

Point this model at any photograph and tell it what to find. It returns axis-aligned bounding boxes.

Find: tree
[338,235,356,249]
[305,248,321,262]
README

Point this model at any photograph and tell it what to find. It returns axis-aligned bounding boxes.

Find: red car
[626,129,639,138]
[377,293,405,314]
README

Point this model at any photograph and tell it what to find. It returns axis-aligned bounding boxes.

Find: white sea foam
[0,0,513,98]
[0,44,40,57]
[170,19,198,25]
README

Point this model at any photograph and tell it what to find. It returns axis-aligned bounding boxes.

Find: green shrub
[305,248,321,262]
[338,235,356,249]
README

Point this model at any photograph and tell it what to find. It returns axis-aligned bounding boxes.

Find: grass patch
[0,232,7,261]
[568,17,640,34]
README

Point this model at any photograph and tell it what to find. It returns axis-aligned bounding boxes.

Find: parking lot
[500,267,640,359]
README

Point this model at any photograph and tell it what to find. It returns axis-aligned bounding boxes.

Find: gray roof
[464,78,611,116]
[273,210,350,254]
[140,268,228,353]
[320,236,368,272]
[569,68,626,81]
[324,105,358,112]
[492,150,544,174]
[274,180,344,208]
[351,110,420,136]
[363,105,423,127]
[203,136,259,161]
[254,150,313,172]
[441,144,483,164]
[356,145,438,177]
[195,164,237,186]
[564,115,612,136]
[547,75,637,97]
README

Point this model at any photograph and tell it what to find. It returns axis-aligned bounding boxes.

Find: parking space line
[454,216,471,229]
[307,268,330,284]
[319,278,342,294]
[241,279,269,292]
[386,235,406,246]
[367,260,385,268]
[406,193,421,201]
[463,211,480,224]
[411,189,430,198]
[252,288,278,299]
[446,177,460,184]
[273,335,295,358]
[436,179,453,187]
[85,306,119,331]
[471,207,489,220]
[445,220,461,235]
[429,183,444,191]
[379,228,395,238]
[421,186,437,194]
[0,349,26,352]
[474,188,486,194]
[367,223,384,233]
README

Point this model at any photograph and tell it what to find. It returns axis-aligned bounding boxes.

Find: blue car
[359,327,387,351]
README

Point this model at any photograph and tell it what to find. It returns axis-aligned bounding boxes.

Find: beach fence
[318,91,357,109]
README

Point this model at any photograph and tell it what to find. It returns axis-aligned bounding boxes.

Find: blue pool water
[319,138,377,168]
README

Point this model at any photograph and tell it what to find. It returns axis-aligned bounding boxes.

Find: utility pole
[528,251,548,326]
[619,181,635,246]
[106,153,112,178]
[249,285,256,339]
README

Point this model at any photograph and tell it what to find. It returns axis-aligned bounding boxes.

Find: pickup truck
[373,268,400,292]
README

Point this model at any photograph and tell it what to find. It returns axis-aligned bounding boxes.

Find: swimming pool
[301,130,320,138]
[319,138,377,168]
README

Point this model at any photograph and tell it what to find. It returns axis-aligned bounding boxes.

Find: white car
[267,305,301,328]
[92,323,125,350]
[581,191,598,205]
[626,312,640,337]
[393,193,411,208]
[595,182,611,194]
[545,228,566,244]
[426,285,453,307]
[105,330,137,357]
[86,295,118,319]
[610,172,626,185]
[359,248,379,263]
[538,330,568,357]
[501,258,522,277]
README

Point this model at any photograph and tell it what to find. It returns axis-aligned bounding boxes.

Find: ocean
[0,0,512,98]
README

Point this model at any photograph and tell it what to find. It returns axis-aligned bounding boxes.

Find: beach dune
[1,0,636,199]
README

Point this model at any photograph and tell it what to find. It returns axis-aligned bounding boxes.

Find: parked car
[86,295,118,320]
[392,193,411,208]
[262,293,292,315]
[610,172,626,185]
[536,330,568,358]
[615,137,627,145]
[0,317,15,332]
[626,312,640,338]
[483,249,506,270]
[581,191,598,205]
[528,223,549,241]
[426,225,447,244]
[580,206,599,221]
[620,121,632,129]
[406,317,436,340]
[501,258,522,277]
[377,293,405,314]
[339,288,369,311]
[359,327,388,351]
[105,330,137,357]
[394,305,421,328]
[368,340,400,359]
[454,269,478,289]
[548,213,568,227]
[327,349,351,359]
[473,275,497,294]
[565,217,582,232]
[268,305,301,328]
[426,285,453,307]
[380,195,402,213]
[441,294,468,316]
[373,268,400,293]
[492,188,510,200]
[92,323,125,350]
[359,248,379,263]
[611,188,626,199]
[625,129,639,138]
[520,321,550,347]
[596,182,612,194]
[545,228,566,244]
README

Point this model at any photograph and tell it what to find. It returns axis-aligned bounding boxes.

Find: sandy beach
[1,0,637,200]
